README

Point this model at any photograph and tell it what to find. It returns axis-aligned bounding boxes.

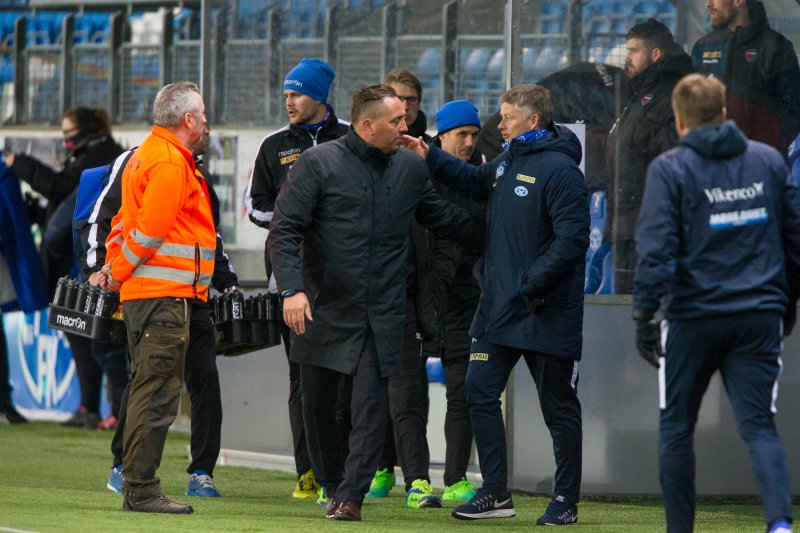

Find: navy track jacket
[634,120,800,319]
[426,125,589,359]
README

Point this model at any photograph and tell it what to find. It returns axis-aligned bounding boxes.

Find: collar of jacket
[345,127,396,166]
[289,107,341,138]
[407,110,428,139]
[151,125,196,168]
[631,44,693,94]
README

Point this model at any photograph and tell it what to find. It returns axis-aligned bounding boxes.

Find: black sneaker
[536,495,578,525]
[451,486,515,520]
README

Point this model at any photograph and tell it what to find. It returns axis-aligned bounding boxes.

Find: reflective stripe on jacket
[109,126,216,302]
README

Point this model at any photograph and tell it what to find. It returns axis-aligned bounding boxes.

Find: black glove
[633,308,662,368]
[784,300,797,337]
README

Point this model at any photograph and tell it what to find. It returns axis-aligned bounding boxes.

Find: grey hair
[153,81,201,127]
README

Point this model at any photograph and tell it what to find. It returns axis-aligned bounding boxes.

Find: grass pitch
[0,422,769,532]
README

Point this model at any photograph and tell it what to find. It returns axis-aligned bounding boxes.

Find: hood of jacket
[738,0,769,43]
[679,119,748,159]
[632,42,694,94]
[508,124,583,166]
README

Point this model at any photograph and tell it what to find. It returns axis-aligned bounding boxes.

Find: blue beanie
[283,58,336,103]
[436,100,481,134]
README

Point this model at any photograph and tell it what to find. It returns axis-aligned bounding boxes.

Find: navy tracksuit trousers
[659,311,792,533]
[467,335,582,503]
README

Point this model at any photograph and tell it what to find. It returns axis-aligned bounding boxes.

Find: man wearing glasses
[384,69,432,143]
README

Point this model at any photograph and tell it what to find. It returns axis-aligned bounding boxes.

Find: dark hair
[383,68,423,101]
[500,84,554,126]
[62,107,112,138]
[626,18,674,52]
[351,84,398,122]
[672,74,726,129]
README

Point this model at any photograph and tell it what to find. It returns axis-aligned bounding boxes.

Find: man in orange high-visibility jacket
[100,81,215,515]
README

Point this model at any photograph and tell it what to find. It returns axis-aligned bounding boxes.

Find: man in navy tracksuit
[633,74,800,533]
[407,84,588,525]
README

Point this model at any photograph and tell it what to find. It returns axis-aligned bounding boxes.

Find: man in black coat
[691,0,800,157]
[606,19,693,293]
[267,84,478,522]
[404,84,588,525]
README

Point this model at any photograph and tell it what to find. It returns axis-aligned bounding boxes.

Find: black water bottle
[83,286,99,315]
[75,283,89,313]
[52,277,67,307]
[231,291,244,320]
[94,289,109,317]
[64,280,79,309]
[218,293,229,322]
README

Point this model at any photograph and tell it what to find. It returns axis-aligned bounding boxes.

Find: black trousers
[0,317,11,404]
[441,354,472,485]
[386,306,431,489]
[282,317,352,478]
[301,329,387,505]
[65,333,128,418]
[112,303,222,476]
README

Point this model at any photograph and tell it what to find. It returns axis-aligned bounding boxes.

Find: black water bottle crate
[210,292,281,356]
[48,277,125,343]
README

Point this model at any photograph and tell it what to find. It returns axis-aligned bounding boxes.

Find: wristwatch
[281,289,303,298]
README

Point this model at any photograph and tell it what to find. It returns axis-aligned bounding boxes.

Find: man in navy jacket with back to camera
[633,74,800,533]
[404,84,589,525]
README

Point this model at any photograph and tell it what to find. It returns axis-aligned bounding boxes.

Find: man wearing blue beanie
[435,100,483,163]
[245,57,350,503]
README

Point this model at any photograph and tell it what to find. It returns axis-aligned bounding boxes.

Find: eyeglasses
[397,95,420,105]
[62,126,79,136]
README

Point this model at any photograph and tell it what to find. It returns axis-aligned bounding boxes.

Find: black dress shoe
[60,408,86,427]
[123,496,194,514]
[1,403,27,424]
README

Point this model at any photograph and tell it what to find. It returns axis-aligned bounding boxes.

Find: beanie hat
[435,100,481,134]
[284,58,336,103]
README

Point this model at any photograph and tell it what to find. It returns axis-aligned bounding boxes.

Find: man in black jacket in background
[268,84,478,522]
[606,19,693,293]
[691,0,800,156]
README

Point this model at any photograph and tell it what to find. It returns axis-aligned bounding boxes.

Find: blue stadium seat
[417,46,441,72]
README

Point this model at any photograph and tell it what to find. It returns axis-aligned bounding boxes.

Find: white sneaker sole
[452,508,516,520]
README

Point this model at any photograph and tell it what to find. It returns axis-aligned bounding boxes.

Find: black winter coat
[605,45,693,240]
[267,128,479,376]
[10,135,125,224]
[427,126,589,359]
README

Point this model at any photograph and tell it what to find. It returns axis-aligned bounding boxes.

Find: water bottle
[83,286,99,315]
[64,280,79,309]
[52,277,67,307]
[231,292,244,320]
[75,283,89,313]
